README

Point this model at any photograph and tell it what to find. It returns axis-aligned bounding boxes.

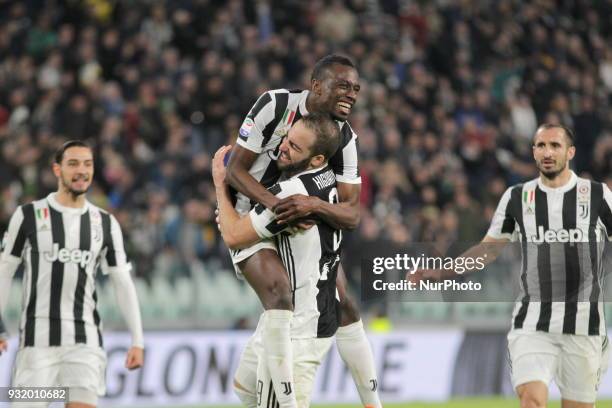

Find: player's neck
[54,190,87,208]
[539,168,572,189]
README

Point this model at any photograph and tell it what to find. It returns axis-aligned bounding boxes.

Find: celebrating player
[226,54,380,408]
[413,124,612,408]
[216,113,344,408]
[0,140,144,408]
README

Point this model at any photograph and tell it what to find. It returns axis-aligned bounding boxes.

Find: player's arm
[601,183,612,241]
[274,129,362,229]
[215,147,262,249]
[0,206,29,342]
[226,145,280,210]
[226,91,281,210]
[101,214,144,370]
[410,187,516,281]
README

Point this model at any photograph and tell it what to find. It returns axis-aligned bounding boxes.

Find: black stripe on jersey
[101,212,117,266]
[92,288,103,346]
[74,211,90,344]
[562,186,579,334]
[242,93,272,143]
[535,187,552,332]
[22,204,38,347]
[328,124,353,178]
[49,207,65,346]
[259,159,281,190]
[293,108,303,124]
[512,185,530,329]
[10,208,28,257]
[501,195,516,235]
[266,381,273,408]
[278,235,296,305]
[589,182,604,334]
[601,186,612,237]
[261,93,288,148]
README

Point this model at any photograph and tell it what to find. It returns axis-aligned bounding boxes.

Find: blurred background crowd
[1,0,611,328]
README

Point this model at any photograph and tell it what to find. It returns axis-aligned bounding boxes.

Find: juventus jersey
[235,88,360,213]
[487,172,612,335]
[249,166,342,339]
[0,193,131,348]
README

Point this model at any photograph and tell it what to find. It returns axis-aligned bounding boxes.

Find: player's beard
[278,156,311,178]
[537,158,567,180]
[60,173,90,197]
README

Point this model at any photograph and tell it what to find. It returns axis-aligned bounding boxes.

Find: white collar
[47,192,90,214]
[537,171,577,194]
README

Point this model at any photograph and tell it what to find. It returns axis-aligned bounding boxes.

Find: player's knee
[264,279,293,310]
[339,294,360,325]
[519,389,546,408]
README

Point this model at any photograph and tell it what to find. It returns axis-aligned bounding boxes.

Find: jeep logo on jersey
[528,225,593,243]
[43,243,94,268]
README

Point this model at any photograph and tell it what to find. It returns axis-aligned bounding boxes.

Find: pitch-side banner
[0,330,462,406]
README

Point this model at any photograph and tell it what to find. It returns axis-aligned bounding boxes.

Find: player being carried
[225,54,381,408]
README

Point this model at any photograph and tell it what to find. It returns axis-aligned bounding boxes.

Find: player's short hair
[311,54,356,82]
[54,140,93,164]
[300,112,341,162]
[534,123,575,146]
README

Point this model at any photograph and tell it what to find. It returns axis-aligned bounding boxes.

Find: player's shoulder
[338,120,357,143]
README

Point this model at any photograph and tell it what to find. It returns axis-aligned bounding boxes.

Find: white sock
[262,309,297,408]
[336,320,382,408]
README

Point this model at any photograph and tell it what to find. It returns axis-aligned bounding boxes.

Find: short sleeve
[249,180,306,239]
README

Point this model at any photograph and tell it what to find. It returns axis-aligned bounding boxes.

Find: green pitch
[174,398,612,408]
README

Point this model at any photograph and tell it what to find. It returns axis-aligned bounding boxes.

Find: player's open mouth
[337,102,352,115]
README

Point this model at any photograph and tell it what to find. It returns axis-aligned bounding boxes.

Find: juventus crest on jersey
[488,172,612,336]
[234,88,360,213]
[0,193,131,348]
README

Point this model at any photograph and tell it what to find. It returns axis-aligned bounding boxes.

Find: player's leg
[234,317,264,408]
[293,337,334,408]
[239,249,296,408]
[11,347,61,408]
[557,335,609,408]
[59,345,107,408]
[334,264,381,408]
[508,330,559,408]
[516,382,549,408]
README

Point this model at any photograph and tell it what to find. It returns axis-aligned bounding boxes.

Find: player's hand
[0,338,8,356]
[215,207,221,231]
[125,346,144,370]
[407,268,449,284]
[212,145,232,187]
[273,194,319,224]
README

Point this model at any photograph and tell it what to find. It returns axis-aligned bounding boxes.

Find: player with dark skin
[226,62,361,323]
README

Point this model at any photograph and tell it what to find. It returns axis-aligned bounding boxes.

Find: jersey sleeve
[236,91,277,154]
[486,187,517,241]
[601,183,612,241]
[249,180,306,239]
[329,124,361,184]
[100,213,132,275]
[1,206,27,274]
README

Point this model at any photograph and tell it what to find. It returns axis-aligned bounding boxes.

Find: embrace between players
[216,54,612,408]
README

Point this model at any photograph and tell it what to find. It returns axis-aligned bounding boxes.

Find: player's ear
[52,162,61,178]
[567,145,576,160]
[310,154,325,168]
[311,78,322,96]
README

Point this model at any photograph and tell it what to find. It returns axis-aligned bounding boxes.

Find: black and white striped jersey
[0,193,131,348]
[487,172,612,336]
[249,166,342,339]
[235,88,360,213]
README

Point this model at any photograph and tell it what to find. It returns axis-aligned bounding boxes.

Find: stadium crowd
[0,0,611,291]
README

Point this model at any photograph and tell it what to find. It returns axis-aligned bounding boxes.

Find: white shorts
[507,329,610,403]
[234,317,334,408]
[229,239,277,277]
[12,344,107,406]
